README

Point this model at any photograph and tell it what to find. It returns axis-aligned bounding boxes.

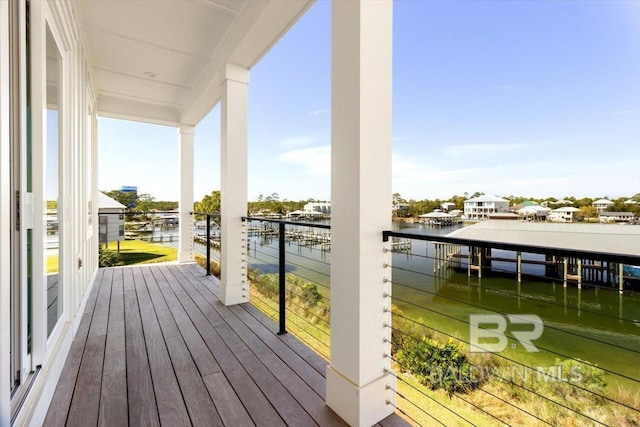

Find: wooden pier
[432,243,634,293]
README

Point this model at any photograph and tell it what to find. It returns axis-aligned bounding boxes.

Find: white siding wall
[3,1,99,424]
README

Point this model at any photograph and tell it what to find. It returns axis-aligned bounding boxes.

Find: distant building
[542,199,572,207]
[393,202,410,213]
[440,202,456,211]
[98,191,126,245]
[549,207,581,223]
[599,212,636,224]
[463,195,509,221]
[517,205,551,221]
[120,185,138,195]
[304,202,331,214]
[592,198,614,213]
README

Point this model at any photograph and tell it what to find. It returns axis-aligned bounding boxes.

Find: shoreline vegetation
[193,255,639,426]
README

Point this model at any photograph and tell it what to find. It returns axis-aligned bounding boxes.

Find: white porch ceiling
[77,0,313,126]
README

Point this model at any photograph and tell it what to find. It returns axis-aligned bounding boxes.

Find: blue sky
[99,0,640,202]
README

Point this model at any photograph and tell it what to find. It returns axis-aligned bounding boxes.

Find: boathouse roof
[446,220,640,257]
[97,191,127,210]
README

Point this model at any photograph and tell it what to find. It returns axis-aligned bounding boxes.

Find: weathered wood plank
[107,267,125,332]
[151,267,220,376]
[66,335,106,426]
[89,266,112,338]
[99,267,127,427]
[214,324,316,426]
[137,267,191,426]
[202,371,255,427]
[230,303,327,396]
[44,274,102,427]
[125,269,160,426]
[165,335,223,427]
[243,297,328,376]
[163,266,286,427]
[175,266,342,424]
[142,266,181,339]
[99,328,128,427]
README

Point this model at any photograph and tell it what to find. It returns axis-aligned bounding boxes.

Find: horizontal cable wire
[282,298,331,328]
[286,285,332,312]
[389,311,636,416]
[391,390,447,427]
[388,325,554,426]
[284,249,331,267]
[385,368,477,426]
[390,280,640,364]
[387,356,510,427]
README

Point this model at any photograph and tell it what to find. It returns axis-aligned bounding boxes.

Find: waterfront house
[463,195,510,221]
[592,198,614,213]
[517,205,551,221]
[304,202,331,214]
[599,211,636,224]
[549,206,581,223]
[97,191,126,246]
[0,1,402,425]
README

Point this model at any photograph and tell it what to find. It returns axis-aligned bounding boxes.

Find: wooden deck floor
[44,263,409,426]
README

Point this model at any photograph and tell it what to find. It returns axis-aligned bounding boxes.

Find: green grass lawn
[47,255,58,274]
[106,240,177,265]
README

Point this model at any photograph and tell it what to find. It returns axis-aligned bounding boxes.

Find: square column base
[219,282,249,306]
[178,251,194,263]
[326,365,396,427]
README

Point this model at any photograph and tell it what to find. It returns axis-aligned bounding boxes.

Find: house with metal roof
[599,211,636,224]
[446,220,640,259]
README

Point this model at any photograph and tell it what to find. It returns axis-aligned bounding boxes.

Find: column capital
[221,63,249,85]
[178,124,195,136]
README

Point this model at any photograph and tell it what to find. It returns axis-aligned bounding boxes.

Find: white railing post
[327,1,395,425]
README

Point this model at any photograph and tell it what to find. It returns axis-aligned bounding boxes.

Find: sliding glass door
[45,25,62,336]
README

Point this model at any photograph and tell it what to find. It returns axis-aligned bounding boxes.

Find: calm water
[163,221,640,390]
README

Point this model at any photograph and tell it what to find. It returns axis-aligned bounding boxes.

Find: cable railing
[243,217,332,359]
[382,230,640,426]
[189,215,640,425]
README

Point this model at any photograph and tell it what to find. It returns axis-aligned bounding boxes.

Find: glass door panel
[45,26,62,336]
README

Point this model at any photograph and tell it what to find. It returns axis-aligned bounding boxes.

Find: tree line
[105,189,640,219]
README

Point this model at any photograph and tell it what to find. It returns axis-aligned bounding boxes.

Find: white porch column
[327,1,395,426]
[219,64,249,306]
[178,124,195,263]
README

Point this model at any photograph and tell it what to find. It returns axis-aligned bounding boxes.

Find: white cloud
[442,143,529,158]
[611,110,634,116]
[308,108,330,118]
[278,145,331,175]
[391,150,640,201]
[279,136,314,147]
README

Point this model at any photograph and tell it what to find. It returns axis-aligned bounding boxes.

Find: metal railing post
[278,221,287,335]
[206,214,211,276]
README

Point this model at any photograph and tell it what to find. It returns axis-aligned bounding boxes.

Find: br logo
[469,314,543,353]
